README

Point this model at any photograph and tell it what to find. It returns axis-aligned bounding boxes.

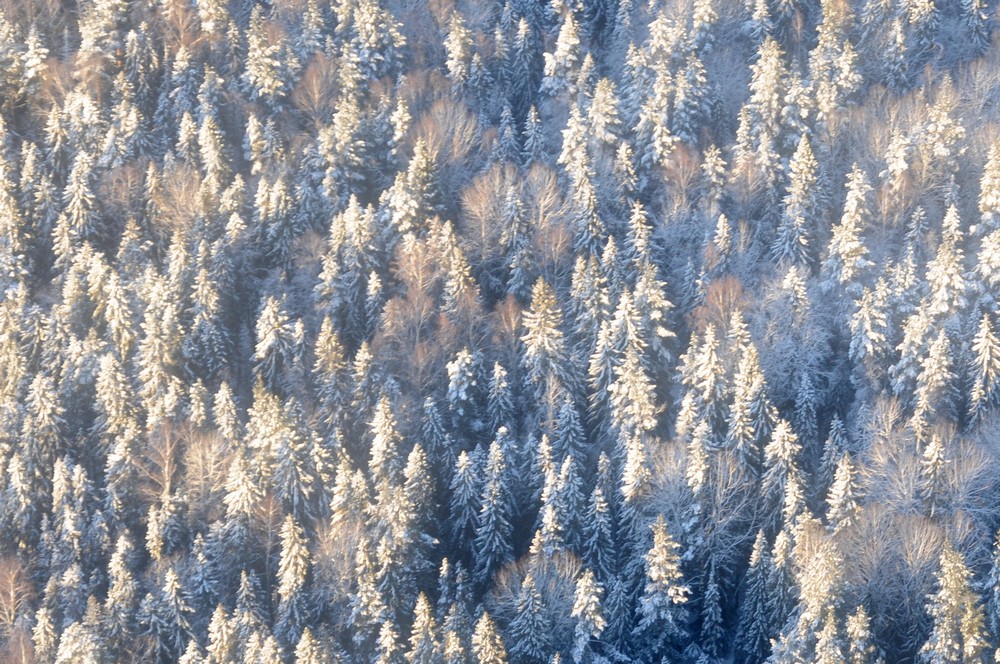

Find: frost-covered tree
[919,541,989,663]
[774,135,820,265]
[276,514,311,644]
[927,205,967,321]
[824,164,872,295]
[507,573,551,663]
[968,313,1000,425]
[826,451,861,532]
[571,568,605,662]
[633,515,691,660]
[472,613,508,664]
[736,531,772,664]
[407,594,442,664]
[474,440,515,586]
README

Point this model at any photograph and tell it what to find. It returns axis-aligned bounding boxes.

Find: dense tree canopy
[0,0,999,661]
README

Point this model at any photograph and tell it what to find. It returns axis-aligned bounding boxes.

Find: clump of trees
[0,0,1000,661]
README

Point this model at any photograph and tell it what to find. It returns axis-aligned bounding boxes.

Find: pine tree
[745,37,787,189]
[142,568,194,662]
[813,607,847,664]
[55,617,110,664]
[761,419,803,534]
[295,628,329,664]
[850,279,892,393]
[377,619,406,664]
[442,602,472,664]
[276,514,311,645]
[913,330,960,431]
[987,530,1000,642]
[104,534,139,651]
[505,19,542,115]
[726,342,774,480]
[927,205,967,321]
[583,483,615,583]
[450,449,482,561]
[488,363,516,437]
[541,10,581,97]
[244,6,297,106]
[920,431,950,518]
[444,13,473,92]
[846,605,883,664]
[554,394,586,463]
[523,278,576,406]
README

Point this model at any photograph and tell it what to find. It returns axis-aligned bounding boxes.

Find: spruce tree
[508,573,551,663]
[472,613,509,664]
[736,531,772,664]
[633,515,691,660]
[569,569,605,663]
[474,440,515,587]
[919,541,989,663]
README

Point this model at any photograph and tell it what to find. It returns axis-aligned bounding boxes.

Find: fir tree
[968,313,1000,425]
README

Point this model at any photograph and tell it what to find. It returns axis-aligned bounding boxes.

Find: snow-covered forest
[1,0,1000,660]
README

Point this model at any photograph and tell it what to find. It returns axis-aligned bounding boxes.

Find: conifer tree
[761,420,803,534]
[773,135,820,265]
[920,431,950,518]
[633,515,691,660]
[542,10,582,97]
[736,531,772,664]
[276,514,311,645]
[824,164,873,295]
[913,330,960,431]
[523,278,576,406]
[827,452,861,533]
[508,573,551,663]
[474,440,515,587]
[919,541,989,663]
[472,613,508,664]
[295,628,329,664]
[700,561,726,659]
[846,605,883,664]
[569,570,605,663]
[968,313,1000,425]
[583,483,615,584]
[450,449,483,561]
[407,594,442,664]
[927,205,967,321]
